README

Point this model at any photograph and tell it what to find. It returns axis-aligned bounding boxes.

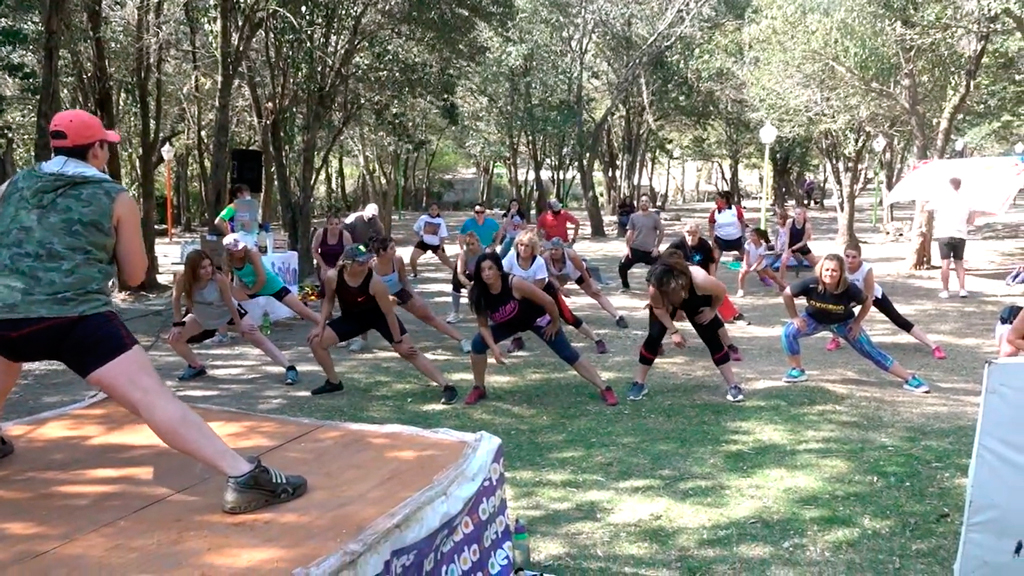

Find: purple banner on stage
[375,446,515,576]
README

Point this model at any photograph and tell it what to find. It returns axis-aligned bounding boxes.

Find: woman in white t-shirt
[498,199,528,258]
[502,230,608,355]
[409,202,455,277]
[708,192,747,260]
[737,228,786,298]
[825,242,947,359]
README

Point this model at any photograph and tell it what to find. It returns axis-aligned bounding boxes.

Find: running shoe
[782,368,808,383]
[615,315,629,329]
[310,379,344,396]
[939,290,950,299]
[460,339,473,354]
[441,385,459,405]
[601,386,619,406]
[826,337,842,352]
[932,346,947,360]
[727,344,743,362]
[726,384,745,403]
[464,385,487,405]
[626,381,648,401]
[959,289,969,298]
[210,332,231,344]
[222,456,308,514]
[904,374,932,394]
[284,366,299,386]
[595,339,609,354]
[506,336,525,354]
[732,314,750,326]
[446,313,461,324]
[736,289,745,298]
[177,364,207,381]
[0,435,13,460]
[348,339,365,352]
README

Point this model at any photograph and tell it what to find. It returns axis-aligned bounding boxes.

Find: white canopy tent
[885,157,1024,216]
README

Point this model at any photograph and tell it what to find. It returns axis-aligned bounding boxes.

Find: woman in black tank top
[307,243,460,404]
[462,252,619,407]
[627,249,746,404]
[779,207,818,279]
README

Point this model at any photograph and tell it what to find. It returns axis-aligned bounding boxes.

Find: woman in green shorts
[223,233,321,325]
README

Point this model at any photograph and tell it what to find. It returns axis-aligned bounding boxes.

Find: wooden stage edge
[1,393,495,574]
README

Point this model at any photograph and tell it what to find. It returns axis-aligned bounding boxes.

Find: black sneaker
[310,379,344,396]
[0,435,13,460]
[440,384,459,405]
[727,384,745,403]
[222,457,307,514]
[626,381,648,401]
[615,315,629,329]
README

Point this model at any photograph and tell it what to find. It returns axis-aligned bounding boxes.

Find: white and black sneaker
[726,384,745,403]
[222,457,307,514]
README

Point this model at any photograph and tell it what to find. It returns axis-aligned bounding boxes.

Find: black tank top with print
[481,274,546,328]
[336,268,377,315]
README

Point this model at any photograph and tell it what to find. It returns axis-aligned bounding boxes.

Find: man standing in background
[459,203,501,250]
[537,200,580,244]
[344,203,385,246]
[925,177,975,299]
[618,194,664,292]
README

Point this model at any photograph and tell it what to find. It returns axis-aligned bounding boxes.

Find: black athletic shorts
[327,311,408,344]
[937,236,966,261]
[186,305,249,344]
[247,285,292,301]
[713,235,745,254]
[0,311,140,379]
[414,240,445,254]
[394,288,414,306]
[792,245,813,257]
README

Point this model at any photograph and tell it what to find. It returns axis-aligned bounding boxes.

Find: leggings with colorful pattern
[781,313,894,372]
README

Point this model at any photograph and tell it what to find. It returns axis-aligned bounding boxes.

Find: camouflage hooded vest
[0,166,125,318]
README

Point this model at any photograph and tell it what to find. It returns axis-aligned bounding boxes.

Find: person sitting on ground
[465,252,618,406]
[996,304,1024,357]
[825,242,946,359]
[223,233,321,325]
[0,109,306,512]
[307,244,460,403]
[780,254,931,394]
[169,249,300,384]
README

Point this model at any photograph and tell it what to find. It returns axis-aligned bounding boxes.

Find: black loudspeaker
[230,148,263,195]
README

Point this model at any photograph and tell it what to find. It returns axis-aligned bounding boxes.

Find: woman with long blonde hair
[168,250,299,384]
[780,253,930,393]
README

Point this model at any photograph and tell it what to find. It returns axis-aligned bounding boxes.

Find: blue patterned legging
[781,313,894,372]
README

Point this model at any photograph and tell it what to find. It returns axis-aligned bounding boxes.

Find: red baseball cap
[48,109,121,147]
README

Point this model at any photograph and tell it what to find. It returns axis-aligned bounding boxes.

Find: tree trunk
[34,0,67,162]
[177,148,192,232]
[86,0,121,182]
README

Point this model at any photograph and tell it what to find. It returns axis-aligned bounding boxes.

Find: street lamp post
[161,142,175,240]
[871,135,886,227]
[758,121,778,229]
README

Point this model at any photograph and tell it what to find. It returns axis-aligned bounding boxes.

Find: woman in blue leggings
[780,253,931,394]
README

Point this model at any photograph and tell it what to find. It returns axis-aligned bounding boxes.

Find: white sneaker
[348,339,365,352]
[210,333,231,344]
[959,289,969,298]
[939,291,950,299]
[446,313,461,324]
[460,339,473,354]
[736,290,745,298]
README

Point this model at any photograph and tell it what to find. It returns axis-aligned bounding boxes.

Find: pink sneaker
[826,337,842,352]
[932,346,947,360]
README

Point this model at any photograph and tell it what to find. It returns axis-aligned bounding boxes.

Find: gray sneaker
[626,381,648,401]
[222,457,307,514]
[177,364,207,381]
[284,366,299,386]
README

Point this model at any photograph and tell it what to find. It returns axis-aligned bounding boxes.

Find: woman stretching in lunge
[307,244,460,403]
[446,232,485,324]
[409,202,455,276]
[169,250,300,384]
[780,254,931,393]
[824,243,946,359]
[223,233,321,325]
[626,249,745,403]
[371,236,472,353]
[737,227,786,298]
[465,252,618,406]
[502,230,608,354]
[544,237,629,329]
[311,214,351,296]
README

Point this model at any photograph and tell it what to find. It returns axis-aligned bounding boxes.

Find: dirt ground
[4,198,1022,422]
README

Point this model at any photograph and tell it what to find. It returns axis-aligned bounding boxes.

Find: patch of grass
[264,352,974,575]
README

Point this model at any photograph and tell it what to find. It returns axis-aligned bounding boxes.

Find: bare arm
[476,314,500,353]
[171,275,185,322]
[691,267,726,311]
[648,287,679,333]
[1008,310,1024,352]
[246,250,268,294]
[853,290,873,324]
[782,287,800,318]
[457,254,472,286]
[370,276,404,342]
[863,269,877,304]
[396,256,414,291]
[112,191,149,287]
[311,229,326,270]
[319,270,338,331]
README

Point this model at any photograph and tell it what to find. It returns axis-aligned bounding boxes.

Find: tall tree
[34,0,68,161]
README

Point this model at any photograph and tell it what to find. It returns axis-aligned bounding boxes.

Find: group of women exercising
[169,203,941,407]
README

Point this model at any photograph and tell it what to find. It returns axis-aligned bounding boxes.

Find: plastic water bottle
[512,518,531,569]
[260,310,271,335]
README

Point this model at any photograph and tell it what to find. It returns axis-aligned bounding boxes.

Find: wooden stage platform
[0,397,511,575]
